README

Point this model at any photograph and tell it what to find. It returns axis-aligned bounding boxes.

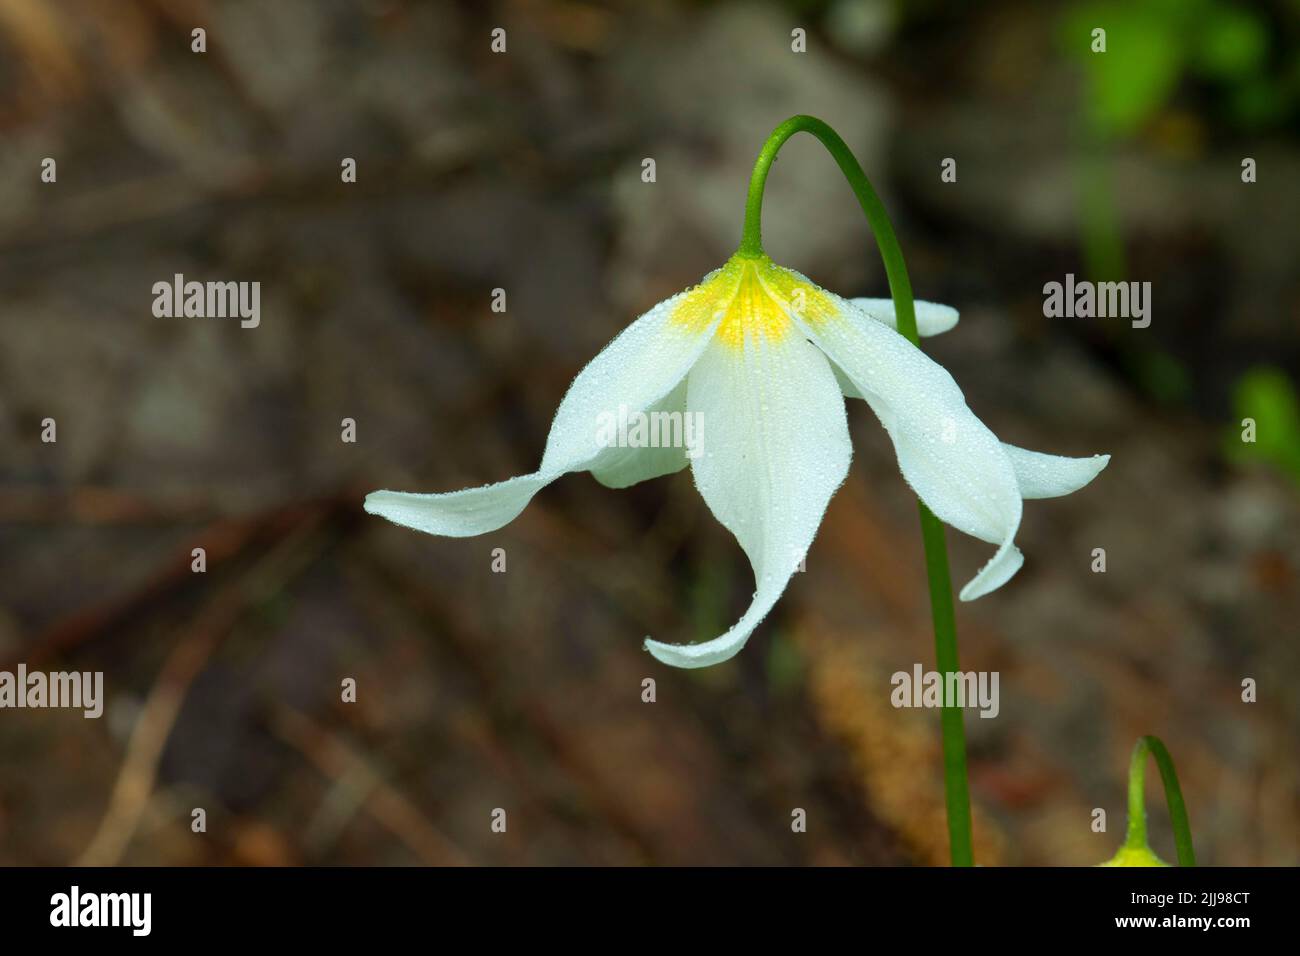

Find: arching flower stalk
[1100,735,1197,867]
[365,115,1111,865]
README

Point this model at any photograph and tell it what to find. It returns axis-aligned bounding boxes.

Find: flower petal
[364,475,549,538]
[589,380,691,489]
[959,537,1024,602]
[850,297,959,337]
[537,292,721,474]
[1002,444,1110,499]
[366,287,721,535]
[790,286,1023,601]
[831,299,959,400]
[644,331,851,667]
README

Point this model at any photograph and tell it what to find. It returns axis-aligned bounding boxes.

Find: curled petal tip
[1071,452,1111,488]
[958,543,1024,602]
[363,489,399,516]
[362,476,549,537]
[643,636,740,669]
[1084,452,1111,474]
[1002,444,1112,500]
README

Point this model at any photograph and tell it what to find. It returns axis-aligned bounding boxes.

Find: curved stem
[1126,735,1197,866]
[742,115,973,866]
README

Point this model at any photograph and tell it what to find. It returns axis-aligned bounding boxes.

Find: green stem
[1125,735,1196,866]
[919,503,972,867]
[741,115,973,866]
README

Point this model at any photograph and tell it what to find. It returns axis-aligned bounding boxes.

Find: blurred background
[0,0,1297,866]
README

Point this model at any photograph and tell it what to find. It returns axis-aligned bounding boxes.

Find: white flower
[366,253,1109,668]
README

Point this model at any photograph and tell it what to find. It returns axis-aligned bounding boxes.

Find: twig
[269,706,471,866]
[7,493,357,671]
[75,507,335,866]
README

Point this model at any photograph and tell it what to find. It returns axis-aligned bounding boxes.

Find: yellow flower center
[670,254,837,349]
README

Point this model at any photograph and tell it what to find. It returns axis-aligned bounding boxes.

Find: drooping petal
[786,281,1023,601]
[644,330,851,668]
[1002,443,1110,499]
[831,298,959,400]
[850,297,959,337]
[365,288,722,536]
[589,380,692,489]
[364,475,550,538]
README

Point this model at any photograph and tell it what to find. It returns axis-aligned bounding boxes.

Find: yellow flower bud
[1099,843,1170,867]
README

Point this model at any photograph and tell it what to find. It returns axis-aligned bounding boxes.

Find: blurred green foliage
[766,628,806,696]
[1063,0,1290,136]
[1226,367,1300,482]
[1127,349,1193,405]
